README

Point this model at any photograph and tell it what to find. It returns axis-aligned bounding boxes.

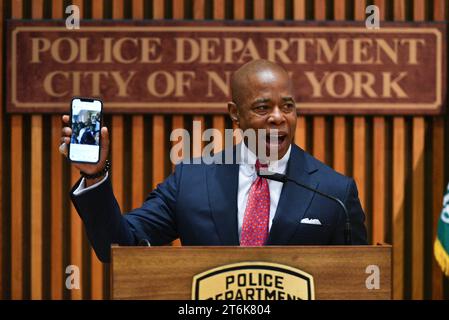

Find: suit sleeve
[330,178,368,245]
[70,163,182,263]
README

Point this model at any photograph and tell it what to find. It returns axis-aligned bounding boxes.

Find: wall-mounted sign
[7,20,446,114]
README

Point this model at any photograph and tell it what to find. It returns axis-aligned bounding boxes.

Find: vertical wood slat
[170,113,182,247]
[111,1,125,209]
[431,117,444,299]
[152,0,166,189]
[273,0,284,20]
[212,116,225,152]
[312,0,326,163]
[171,116,185,167]
[170,1,186,248]
[70,164,83,300]
[191,0,206,159]
[312,117,326,162]
[194,0,205,19]
[131,0,144,209]
[353,118,366,209]
[152,116,165,189]
[213,0,224,19]
[394,0,406,20]
[173,0,184,18]
[254,0,264,21]
[131,125,144,207]
[233,0,244,19]
[392,0,406,301]
[392,118,405,300]
[172,0,185,167]
[412,117,425,300]
[228,0,245,146]
[431,0,445,300]
[89,0,105,301]
[92,0,103,19]
[295,117,306,150]
[371,0,387,246]
[272,0,288,156]
[332,0,346,175]
[30,0,44,301]
[69,0,84,300]
[254,0,264,19]
[50,116,63,300]
[353,0,367,212]
[372,118,386,244]
[412,0,426,300]
[293,0,305,20]
[153,0,164,19]
[50,0,64,300]
[132,0,144,19]
[212,0,225,155]
[192,116,204,158]
[293,0,306,152]
[234,0,247,144]
[11,117,23,299]
[11,0,23,301]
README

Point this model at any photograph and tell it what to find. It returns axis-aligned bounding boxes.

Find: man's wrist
[80,159,111,180]
[84,174,107,187]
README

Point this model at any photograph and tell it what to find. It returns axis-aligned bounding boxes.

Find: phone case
[68,97,103,164]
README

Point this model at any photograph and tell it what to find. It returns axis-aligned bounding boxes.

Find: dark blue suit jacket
[71,144,367,262]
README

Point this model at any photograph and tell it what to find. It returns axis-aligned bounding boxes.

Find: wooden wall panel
[353,0,367,213]
[152,0,166,190]
[312,0,326,163]
[372,0,387,246]
[69,0,84,301]
[10,0,23,301]
[212,0,226,154]
[1,0,449,301]
[431,0,446,301]
[412,0,426,300]
[90,0,105,301]
[131,1,144,209]
[30,0,44,301]
[392,117,405,299]
[110,1,125,213]
[392,0,406,301]
[333,0,346,175]
[294,0,306,151]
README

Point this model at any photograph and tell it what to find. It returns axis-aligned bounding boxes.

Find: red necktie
[240,160,270,246]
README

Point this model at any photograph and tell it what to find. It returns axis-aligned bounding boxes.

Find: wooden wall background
[0,0,449,300]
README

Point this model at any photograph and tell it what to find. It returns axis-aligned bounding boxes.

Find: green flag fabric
[434,182,449,277]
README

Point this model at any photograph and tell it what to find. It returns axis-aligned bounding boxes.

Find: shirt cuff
[73,172,109,196]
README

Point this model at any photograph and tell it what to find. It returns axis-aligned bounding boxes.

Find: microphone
[138,239,151,246]
[257,169,352,245]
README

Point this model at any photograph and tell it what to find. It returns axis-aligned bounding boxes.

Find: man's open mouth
[266,132,287,147]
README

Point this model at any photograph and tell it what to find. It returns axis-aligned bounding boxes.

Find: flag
[434,182,449,277]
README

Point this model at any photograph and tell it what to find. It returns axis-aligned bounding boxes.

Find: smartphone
[68,97,103,164]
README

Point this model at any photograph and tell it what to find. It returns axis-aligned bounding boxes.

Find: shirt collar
[239,142,291,177]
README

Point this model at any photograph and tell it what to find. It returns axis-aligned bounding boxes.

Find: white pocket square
[300,218,322,225]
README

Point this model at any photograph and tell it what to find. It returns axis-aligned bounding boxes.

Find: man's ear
[227,101,239,123]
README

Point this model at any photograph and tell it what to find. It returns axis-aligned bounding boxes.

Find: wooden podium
[111,245,391,300]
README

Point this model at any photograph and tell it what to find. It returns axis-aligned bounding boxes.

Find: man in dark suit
[60,60,367,263]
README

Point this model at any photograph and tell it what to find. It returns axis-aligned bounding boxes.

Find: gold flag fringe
[434,238,449,277]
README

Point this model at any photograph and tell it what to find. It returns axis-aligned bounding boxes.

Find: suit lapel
[206,153,240,245]
[267,145,319,245]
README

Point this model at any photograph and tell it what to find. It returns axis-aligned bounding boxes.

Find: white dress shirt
[237,143,291,240]
[73,143,292,242]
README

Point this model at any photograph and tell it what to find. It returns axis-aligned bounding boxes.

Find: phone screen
[69,98,102,163]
